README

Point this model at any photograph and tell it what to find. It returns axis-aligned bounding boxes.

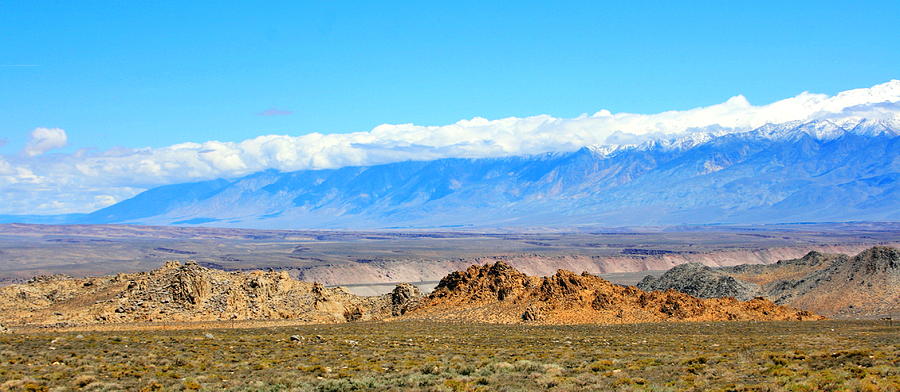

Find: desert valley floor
[1,320,898,391]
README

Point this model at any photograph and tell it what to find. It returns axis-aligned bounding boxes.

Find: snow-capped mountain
[24,119,900,229]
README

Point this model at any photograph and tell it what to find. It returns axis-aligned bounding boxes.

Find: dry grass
[1,320,897,391]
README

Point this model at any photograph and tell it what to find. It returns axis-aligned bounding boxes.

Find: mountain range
[6,118,898,229]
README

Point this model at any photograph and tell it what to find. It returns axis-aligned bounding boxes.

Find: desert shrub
[512,360,543,373]
[587,359,615,372]
[315,378,379,392]
[72,375,97,388]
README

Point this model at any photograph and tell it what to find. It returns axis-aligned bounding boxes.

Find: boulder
[390,283,422,316]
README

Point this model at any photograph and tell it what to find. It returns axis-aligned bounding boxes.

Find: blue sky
[2,1,899,153]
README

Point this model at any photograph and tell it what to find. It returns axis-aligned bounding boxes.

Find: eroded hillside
[639,247,900,317]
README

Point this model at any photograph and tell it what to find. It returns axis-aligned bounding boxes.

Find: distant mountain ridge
[7,118,899,228]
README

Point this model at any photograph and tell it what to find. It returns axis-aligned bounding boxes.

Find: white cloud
[23,127,67,157]
[92,194,119,208]
[1,80,899,214]
[0,157,12,175]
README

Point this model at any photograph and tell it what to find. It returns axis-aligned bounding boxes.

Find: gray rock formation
[390,283,423,316]
[637,263,759,301]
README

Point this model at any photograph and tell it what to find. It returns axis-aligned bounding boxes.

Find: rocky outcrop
[0,261,425,328]
[521,304,544,322]
[768,247,899,318]
[638,263,760,301]
[15,250,890,327]
[639,247,899,318]
[430,261,538,304]
[846,246,899,276]
[390,283,422,316]
[409,261,820,324]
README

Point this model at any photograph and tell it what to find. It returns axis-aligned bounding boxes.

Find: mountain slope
[639,247,900,318]
[755,247,899,318]
[37,119,900,228]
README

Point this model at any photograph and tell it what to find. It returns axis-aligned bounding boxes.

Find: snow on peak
[845,118,900,137]
[793,120,846,140]
[583,144,633,158]
[608,118,899,154]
